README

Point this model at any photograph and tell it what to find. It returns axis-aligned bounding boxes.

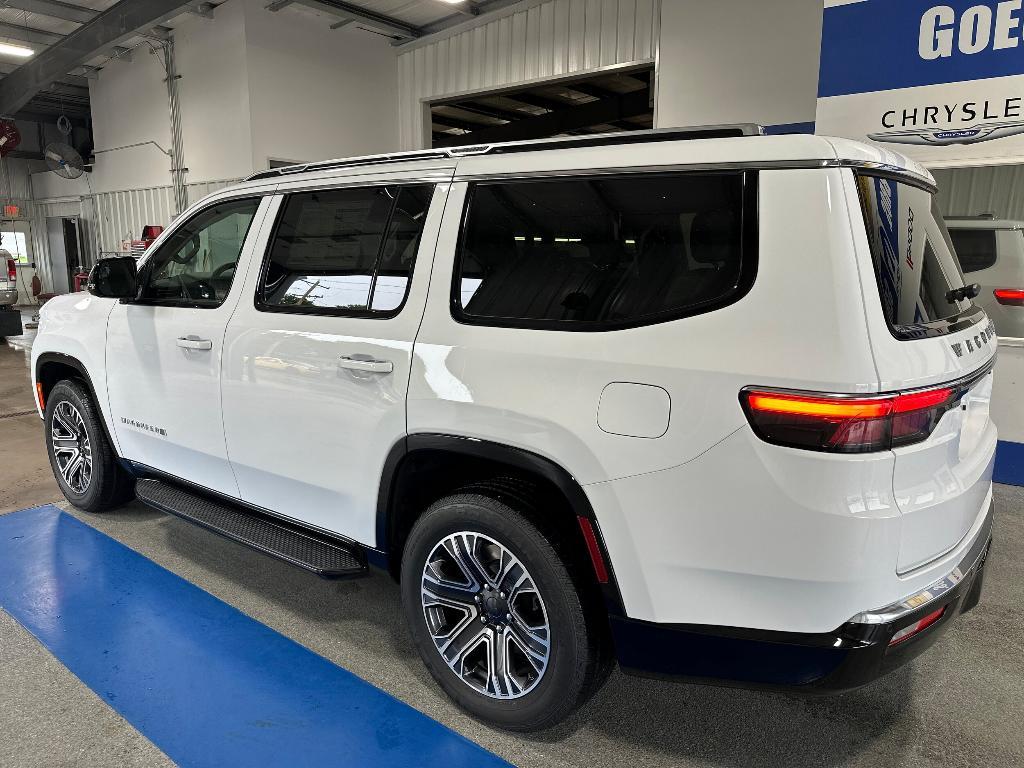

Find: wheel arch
[377,433,625,616]
[35,352,120,456]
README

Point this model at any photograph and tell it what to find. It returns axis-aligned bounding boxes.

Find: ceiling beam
[0,61,88,88]
[1,0,95,24]
[289,0,420,39]
[0,21,63,47]
[0,0,199,116]
[12,109,89,125]
[437,101,526,122]
[39,81,90,98]
[414,0,521,39]
[187,2,215,18]
[436,89,652,147]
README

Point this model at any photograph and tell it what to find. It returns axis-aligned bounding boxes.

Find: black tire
[44,379,135,513]
[401,492,609,731]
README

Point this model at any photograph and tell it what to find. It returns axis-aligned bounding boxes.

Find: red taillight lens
[6,258,15,282]
[741,385,957,453]
[888,606,945,646]
[994,288,1024,306]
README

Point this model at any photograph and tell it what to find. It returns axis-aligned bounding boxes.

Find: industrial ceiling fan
[44,142,85,180]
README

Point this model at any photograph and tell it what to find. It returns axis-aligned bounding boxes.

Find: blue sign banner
[820,0,1024,98]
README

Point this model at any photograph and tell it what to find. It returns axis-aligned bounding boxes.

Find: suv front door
[106,195,270,496]
[220,177,448,544]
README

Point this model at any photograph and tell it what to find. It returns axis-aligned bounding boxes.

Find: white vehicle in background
[947,214,1024,339]
[30,127,996,730]
[0,249,23,339]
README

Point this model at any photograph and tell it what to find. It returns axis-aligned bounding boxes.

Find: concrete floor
[1,328,1023,768]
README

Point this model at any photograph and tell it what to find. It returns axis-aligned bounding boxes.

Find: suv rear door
[853,172,997,573]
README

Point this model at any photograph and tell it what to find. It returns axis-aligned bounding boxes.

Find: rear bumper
[612,500,993,693]
[0,287,18,306]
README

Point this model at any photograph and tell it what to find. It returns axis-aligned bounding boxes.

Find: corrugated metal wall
[397,0,661,149]
[934,164,1024,222]
[91,178,239,256]
[3,177,238,299]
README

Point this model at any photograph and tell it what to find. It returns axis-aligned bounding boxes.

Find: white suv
[946,215,1024,338]
[31,127,996,730]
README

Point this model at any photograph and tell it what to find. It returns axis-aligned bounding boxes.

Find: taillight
[888,606,945,646]
[740,385,957,453]
[6,258,14,282]
[993,288,1024,306]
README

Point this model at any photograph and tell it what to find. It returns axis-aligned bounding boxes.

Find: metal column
[163,39,188,217]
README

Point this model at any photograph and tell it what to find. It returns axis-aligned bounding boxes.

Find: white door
[221,178,448,544]
[106,195,271,496]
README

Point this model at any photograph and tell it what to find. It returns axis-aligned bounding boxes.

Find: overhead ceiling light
[435,0,468,4]
[0,43,33,58]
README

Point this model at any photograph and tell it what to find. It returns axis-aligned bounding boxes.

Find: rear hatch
[856,173,997,573]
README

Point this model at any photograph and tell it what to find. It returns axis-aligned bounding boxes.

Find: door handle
[338,355,393,374]
[177,335,213,351]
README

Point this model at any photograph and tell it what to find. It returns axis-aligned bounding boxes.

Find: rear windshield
[857,174,976,339]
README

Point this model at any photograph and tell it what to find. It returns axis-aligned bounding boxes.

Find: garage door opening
[430,65,655,148]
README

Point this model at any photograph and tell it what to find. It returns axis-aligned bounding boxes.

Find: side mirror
[87,256,138,300]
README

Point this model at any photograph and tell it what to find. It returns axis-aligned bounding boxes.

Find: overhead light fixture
[435,0,468,4]
[0,43,33,58]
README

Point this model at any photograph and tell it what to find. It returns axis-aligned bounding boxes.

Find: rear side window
[454,172,756,330]
[259,184,433,316]
[856,174,978,339]
[949,229,997,273]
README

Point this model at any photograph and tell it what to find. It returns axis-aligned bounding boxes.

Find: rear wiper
[946,283,981,303]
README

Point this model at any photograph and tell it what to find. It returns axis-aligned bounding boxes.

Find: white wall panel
[396,0,660,149]
[655,0,821,129]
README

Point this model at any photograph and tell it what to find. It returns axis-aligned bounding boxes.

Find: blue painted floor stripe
[995,440,1024,487]
[0,506,511,768]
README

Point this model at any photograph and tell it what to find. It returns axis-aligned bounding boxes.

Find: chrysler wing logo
[868,121,1024,146]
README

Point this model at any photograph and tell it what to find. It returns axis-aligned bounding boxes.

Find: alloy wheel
[421,531,551,699]
[51,401,93,494]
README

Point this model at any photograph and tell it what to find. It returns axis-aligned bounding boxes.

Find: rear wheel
[401,492,608,731]
[44,379,134,512]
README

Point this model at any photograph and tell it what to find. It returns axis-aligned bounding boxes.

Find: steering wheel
[211,261,237,281]
[175,273,217,302]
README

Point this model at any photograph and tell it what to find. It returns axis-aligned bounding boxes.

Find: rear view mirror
[87,256,138,300]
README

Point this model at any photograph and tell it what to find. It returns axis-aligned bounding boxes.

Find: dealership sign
[817,0,1024,163]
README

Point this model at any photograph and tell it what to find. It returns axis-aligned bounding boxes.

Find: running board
[135,479,368,578]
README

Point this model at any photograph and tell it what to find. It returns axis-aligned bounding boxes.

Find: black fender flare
[376,432,625,615]
[35,352,120,453]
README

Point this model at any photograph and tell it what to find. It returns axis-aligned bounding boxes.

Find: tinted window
[455,173,753,329]
[140,198,260,307]
[857,174,974,336]
[949,228,998,273]
[259,184,432,315]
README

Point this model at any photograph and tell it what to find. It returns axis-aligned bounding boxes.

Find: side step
[135,479,368,578]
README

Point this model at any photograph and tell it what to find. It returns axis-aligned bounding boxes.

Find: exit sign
[3,205,18,218]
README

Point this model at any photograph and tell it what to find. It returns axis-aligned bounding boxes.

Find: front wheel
[401,492,608,731]
[44,379,135,512]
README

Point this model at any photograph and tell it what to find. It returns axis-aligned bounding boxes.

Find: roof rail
[944,212,997,220]
[243,124,766,182]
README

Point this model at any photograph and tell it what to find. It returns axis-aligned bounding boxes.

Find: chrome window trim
[451,159,937,193]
